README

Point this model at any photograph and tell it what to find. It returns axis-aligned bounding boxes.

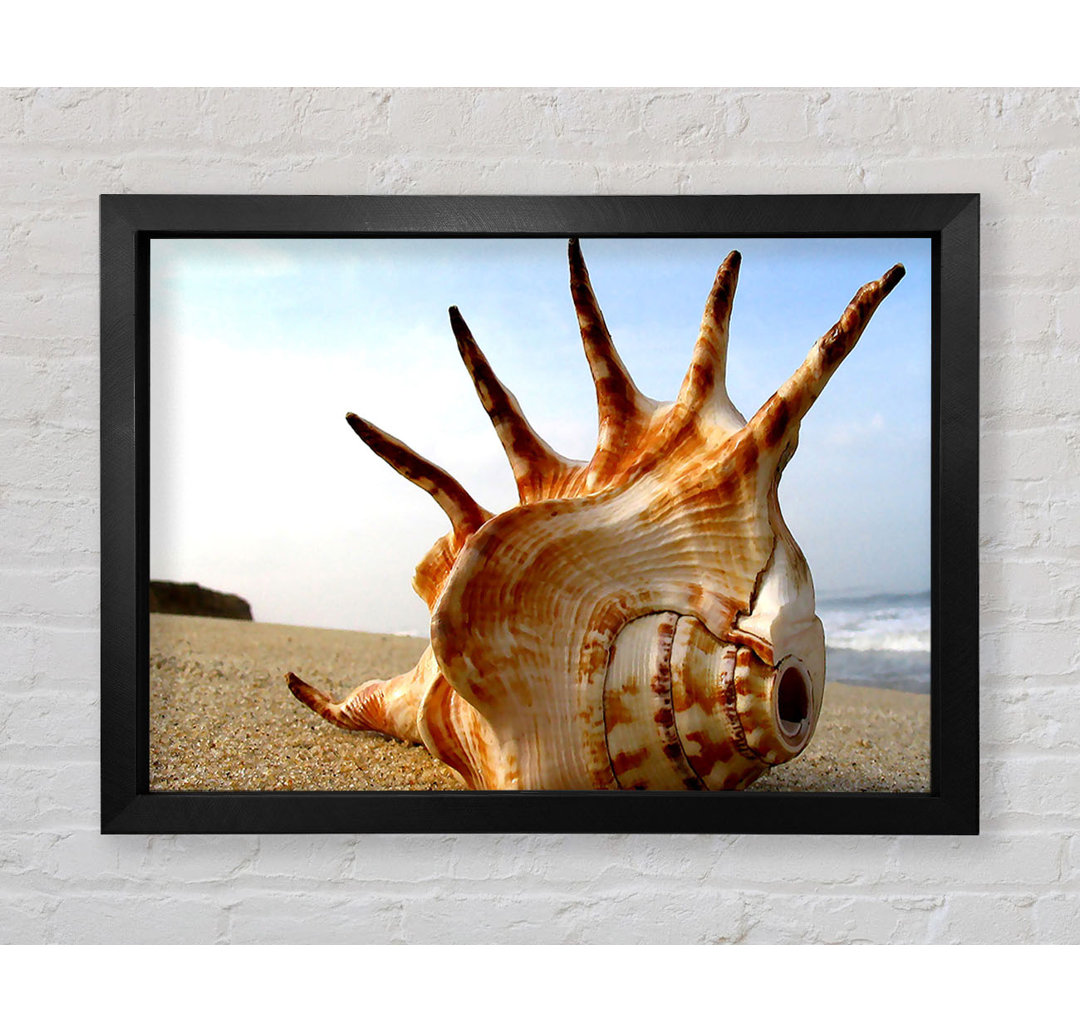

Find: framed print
[101,194,978,834]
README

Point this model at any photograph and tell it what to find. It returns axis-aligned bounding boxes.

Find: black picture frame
[101,194,979,835]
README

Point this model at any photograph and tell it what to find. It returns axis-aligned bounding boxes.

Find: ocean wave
[825,629,930,653]
[817,589,930,656]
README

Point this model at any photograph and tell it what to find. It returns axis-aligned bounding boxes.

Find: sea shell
[287,240,905,790]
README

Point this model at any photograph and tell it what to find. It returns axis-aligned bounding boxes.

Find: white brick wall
[2,87,1077,944]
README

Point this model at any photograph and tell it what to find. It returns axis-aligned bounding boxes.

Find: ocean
[818,589,931,694]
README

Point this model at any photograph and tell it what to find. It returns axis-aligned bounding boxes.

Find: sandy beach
[150,614,930,793]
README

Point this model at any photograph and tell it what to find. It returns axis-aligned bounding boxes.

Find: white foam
[826,629,930,653]
[818,593,931,654]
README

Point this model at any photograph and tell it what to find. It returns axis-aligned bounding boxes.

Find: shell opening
[775,663,812,749]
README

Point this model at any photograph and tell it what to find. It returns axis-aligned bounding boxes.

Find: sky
[150,236,932,634]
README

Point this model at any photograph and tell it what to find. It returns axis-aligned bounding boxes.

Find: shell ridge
[602,612,708,790]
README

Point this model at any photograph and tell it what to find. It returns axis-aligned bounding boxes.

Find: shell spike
[288,651,436,744]
[448,306,573,502]
[345,412,488,538]
[674,249,742,419]
[743,263,906,458]
[286,671,367,731]
[568,238,648,432]
[569,238,653,485]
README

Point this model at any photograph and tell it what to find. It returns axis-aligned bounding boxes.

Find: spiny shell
[287,241,905,790]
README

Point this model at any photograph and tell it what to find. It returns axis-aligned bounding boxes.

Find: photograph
[148,234,932,794]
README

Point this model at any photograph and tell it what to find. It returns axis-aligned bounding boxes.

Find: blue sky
[150,236,932,633]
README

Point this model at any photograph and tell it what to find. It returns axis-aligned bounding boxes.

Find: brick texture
[2,87,1077,943]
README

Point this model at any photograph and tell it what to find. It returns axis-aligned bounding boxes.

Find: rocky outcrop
[149,581,253,621]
